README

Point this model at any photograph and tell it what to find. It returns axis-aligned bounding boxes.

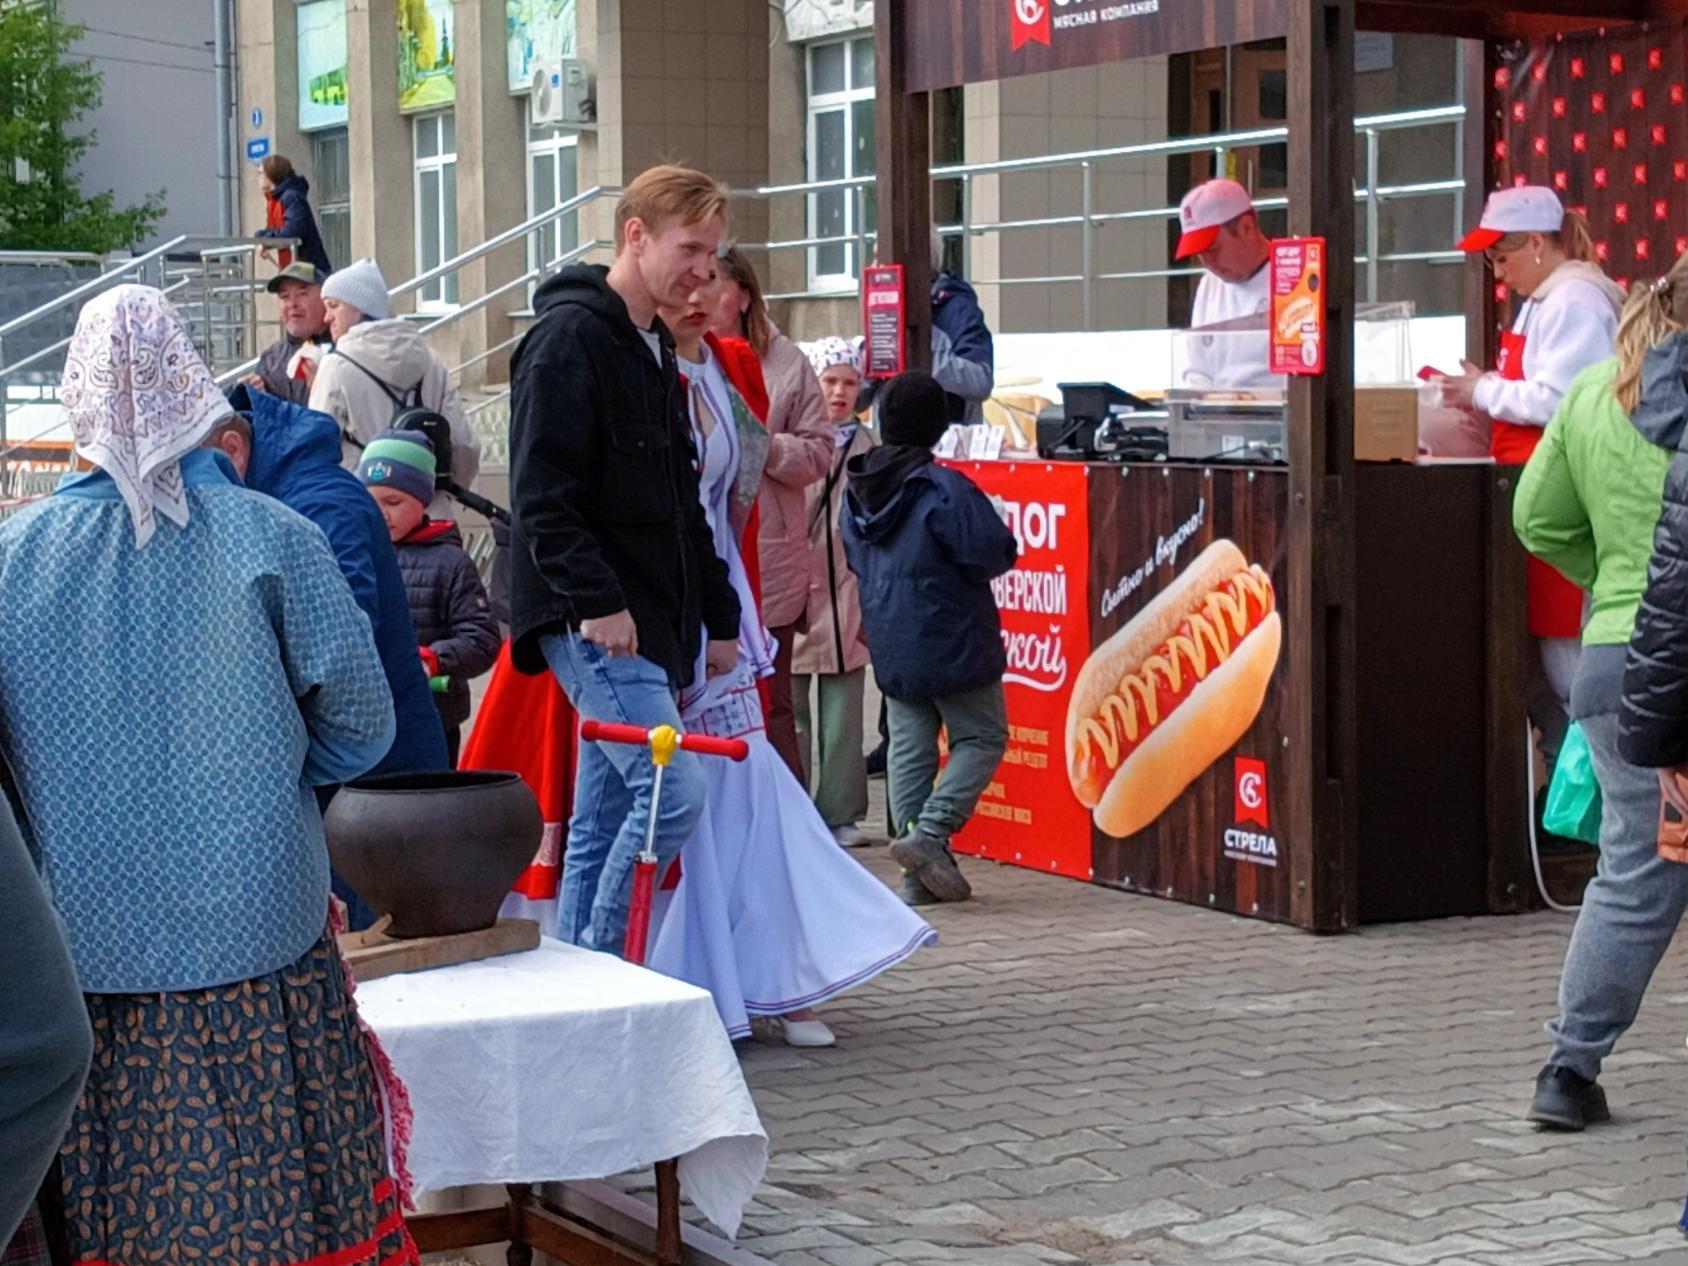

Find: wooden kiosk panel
[901,0,1290,94]
[1085,467,1296,923]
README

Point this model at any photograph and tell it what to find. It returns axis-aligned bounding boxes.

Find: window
[805,36,876,290]
[311,128,351,272]
[526,105,580,286]
[413,111,458,307]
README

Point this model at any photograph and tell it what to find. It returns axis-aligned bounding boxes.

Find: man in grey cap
[248,261,333,403]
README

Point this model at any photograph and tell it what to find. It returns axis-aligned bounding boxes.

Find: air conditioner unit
[530,58,591,127]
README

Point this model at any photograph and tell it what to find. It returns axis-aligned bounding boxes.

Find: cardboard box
[1354,386,1419,462]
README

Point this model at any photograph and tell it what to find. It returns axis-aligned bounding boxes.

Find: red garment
[264,191,294,269]
[1489,328,1584,638]
[462,337,773,904]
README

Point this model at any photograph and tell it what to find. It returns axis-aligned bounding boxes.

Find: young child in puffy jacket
[842,371,1017,907]
[358,428,501,765]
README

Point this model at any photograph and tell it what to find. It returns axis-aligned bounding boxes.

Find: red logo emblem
[1234,757,1269,828]
[1011,0,1051,50]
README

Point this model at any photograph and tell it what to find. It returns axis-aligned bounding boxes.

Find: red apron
[1491,328,1584,638]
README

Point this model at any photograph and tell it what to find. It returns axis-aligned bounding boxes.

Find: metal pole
[960,172,972,278]
[1080,160,1095,331]
[854,182,868,277]
[1365,129,1380,304]
[202,258,215,365]
[213,0,235,236]
[1453,39,1467,257]
[0,334,8,483]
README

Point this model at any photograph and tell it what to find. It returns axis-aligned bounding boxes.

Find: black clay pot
[325,771,542,939]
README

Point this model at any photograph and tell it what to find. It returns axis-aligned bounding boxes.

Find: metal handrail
[390,185,614,302]
[0,236,188,340]
[0,235,295,345]
[0,250,108,266]
[214,191,611,388]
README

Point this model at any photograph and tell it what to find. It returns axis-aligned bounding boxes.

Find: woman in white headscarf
[0,286,417,1266]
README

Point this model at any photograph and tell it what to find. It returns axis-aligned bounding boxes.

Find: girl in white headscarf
[0,286,417,1266]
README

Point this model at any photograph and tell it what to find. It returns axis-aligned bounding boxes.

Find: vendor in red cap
[1174,178,1279,390]
[1442,186,1623,722]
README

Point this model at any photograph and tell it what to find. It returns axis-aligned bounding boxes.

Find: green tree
[0,3,165,252]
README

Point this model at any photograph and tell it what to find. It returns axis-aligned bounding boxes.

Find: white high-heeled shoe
[779,1016,836,1047]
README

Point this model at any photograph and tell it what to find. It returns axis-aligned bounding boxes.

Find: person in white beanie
[320,255,391,324]
[307,256,480,514]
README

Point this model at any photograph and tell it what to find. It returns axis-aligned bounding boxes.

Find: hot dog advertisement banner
[950,463,1293,922]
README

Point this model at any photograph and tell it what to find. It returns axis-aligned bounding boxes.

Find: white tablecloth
[356,937,768,1238]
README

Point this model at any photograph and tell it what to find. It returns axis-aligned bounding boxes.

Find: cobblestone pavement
[709,833,1688,1266]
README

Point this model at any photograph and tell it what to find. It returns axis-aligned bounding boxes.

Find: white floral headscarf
[61,285,231,546]
[802,335,865,379]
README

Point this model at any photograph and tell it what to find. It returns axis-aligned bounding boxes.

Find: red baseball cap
[1457,185,1565,251]
[1175,180,1255,260]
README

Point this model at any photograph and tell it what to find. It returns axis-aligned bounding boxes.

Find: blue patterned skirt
[56,933,416,1266]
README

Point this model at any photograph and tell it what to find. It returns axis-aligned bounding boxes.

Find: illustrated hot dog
[1065,540,1282,839]
[1276,293,1318,341]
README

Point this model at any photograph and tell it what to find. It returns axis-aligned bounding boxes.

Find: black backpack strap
[329,348,408,406]
[329,348,429,448]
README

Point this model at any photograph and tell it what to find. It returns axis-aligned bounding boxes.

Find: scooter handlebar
[579,719,749,762]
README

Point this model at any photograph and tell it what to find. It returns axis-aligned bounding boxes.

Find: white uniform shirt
[1471,265,1620,428]
[1182,264,1279,390]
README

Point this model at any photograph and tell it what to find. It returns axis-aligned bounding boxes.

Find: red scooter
[577,720,748,964]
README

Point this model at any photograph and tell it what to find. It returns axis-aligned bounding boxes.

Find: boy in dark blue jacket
[843,371,1017,905]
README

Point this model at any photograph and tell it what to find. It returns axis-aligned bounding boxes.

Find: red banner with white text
[947,461,1094,879]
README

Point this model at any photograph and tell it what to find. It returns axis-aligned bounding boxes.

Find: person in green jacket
[1512,251,1688,1132]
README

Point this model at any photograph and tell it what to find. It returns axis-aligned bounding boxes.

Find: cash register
[1039,382,1170,462]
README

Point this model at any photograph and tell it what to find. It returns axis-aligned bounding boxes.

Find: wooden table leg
[653,1159,682,1266]
[505,1182,535,1266]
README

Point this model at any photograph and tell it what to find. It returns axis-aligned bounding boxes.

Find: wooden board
[339,917,540,982]
[899,0,1290,94]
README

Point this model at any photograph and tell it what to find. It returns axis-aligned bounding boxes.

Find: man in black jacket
[508,164,741,954]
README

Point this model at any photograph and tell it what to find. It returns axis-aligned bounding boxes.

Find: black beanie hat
[876,370,951,448]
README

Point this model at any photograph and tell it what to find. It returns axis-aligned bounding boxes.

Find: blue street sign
[250,105,263,128]
[246,135,271,162]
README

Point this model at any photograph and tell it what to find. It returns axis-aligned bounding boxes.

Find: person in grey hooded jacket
[0,780,92,1247]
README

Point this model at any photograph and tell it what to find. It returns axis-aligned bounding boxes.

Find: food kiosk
[873,0,1688,931]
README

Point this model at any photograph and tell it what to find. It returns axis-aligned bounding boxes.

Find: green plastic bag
[1543,720,1602,845]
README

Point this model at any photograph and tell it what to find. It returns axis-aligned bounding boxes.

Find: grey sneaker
[899,870,941,906]
[889,827,972,903]
[831,822,873,849]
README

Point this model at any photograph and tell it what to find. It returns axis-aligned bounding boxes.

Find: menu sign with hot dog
[1269,237,1326,376]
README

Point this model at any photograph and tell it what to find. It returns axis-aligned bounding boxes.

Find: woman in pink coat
[711,246,833,779]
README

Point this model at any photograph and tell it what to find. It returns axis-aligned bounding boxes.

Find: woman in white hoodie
[1442,187,1624,757]
[307,257,481,515]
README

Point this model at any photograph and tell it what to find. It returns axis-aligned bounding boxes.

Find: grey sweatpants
[1546,710,1688,1079]
[886,680,1008,839]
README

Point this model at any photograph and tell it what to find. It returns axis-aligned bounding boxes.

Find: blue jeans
[541,633,707,954]
[1546,710,1688,1079]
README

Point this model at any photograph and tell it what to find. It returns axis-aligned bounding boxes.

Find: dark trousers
[765,620,805,781]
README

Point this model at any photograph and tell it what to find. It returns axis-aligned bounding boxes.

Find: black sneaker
[889,827,972,903]
[1527,1064,1611,1131]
